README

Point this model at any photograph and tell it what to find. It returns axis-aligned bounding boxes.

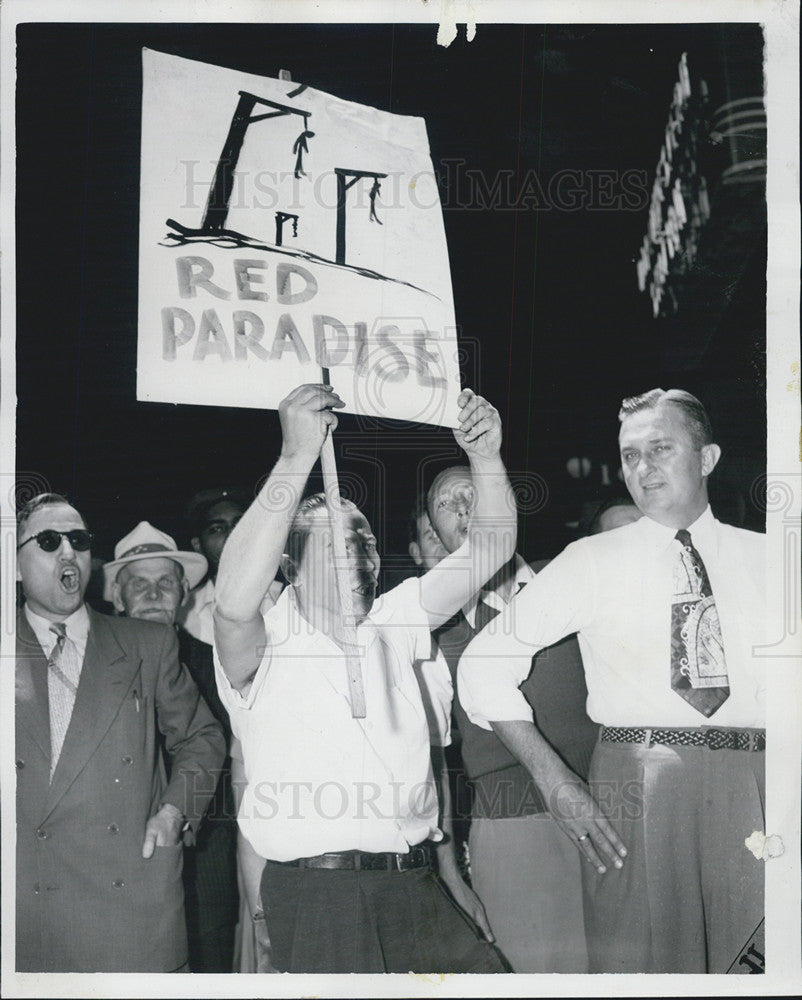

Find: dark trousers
[261,863,508,973]
[182,814,239,973]
[187,922,237,974]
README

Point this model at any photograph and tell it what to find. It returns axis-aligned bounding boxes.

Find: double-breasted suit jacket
[15,606,225,972]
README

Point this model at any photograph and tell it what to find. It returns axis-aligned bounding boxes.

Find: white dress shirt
[25,602,91,662]
[459,507,766,730]
[214,577,449,862]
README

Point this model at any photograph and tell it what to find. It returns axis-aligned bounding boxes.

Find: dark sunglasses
[17,529,94,553]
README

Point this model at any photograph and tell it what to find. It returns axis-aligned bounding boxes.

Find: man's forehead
[24,503,85,532]
[203,499,244,524]
[431,468,473,497]
[619,403,684,443]
[308,504,372,535]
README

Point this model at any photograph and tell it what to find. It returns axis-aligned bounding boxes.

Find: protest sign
[138,49,461,426]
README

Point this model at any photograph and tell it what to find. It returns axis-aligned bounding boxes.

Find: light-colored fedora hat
[102,521,207,601]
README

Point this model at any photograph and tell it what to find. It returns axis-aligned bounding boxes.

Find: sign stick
[320,368,367,718]
[279,67,365,717]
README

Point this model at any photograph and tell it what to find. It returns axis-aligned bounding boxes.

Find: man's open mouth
[59,566,80,592]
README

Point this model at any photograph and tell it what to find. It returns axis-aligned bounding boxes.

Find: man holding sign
[213,383,514,973]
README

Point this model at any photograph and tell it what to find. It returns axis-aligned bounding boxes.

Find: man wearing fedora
[15,493,225,973]
[107,519,240,973]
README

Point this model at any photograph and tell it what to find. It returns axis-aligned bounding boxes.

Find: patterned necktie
[48,622,83,778]
[670,529,730,716]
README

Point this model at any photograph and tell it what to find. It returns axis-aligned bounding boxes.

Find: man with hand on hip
[459,389,766,974]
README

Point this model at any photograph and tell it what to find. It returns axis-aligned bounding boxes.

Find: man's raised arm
[419,389,516,626]
[213,384,343,689]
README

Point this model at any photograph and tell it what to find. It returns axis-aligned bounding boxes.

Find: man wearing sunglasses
[15,493,225,973]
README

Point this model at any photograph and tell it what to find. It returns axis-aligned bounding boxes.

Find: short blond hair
[618,388,713,450]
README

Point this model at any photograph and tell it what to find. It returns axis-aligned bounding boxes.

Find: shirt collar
[276,582,383,652]
[273,584,361,654]
[462,553,534,628]
[24,601,90,654]
[637,504,718,555]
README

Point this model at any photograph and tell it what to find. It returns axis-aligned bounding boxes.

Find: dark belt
[601,725,765,752]
[269,842,433,872]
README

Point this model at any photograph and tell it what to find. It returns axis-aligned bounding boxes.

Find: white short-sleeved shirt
[214,576,451,861]
[459,507,766,731]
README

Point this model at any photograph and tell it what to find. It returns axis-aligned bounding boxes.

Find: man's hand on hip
[490,719,628,875]
[550,777,628,874]
[142,802,184,859]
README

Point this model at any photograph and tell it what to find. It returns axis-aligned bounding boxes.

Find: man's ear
[279,553,297,584]
[110,582,126,615]
[178,578,190,608]
[190,536,202,554]
[701,443,721,478]
[408,541,423,567]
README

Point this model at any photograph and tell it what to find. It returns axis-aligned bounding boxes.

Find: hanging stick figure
[293,116,315,178]
[368,177,383,224]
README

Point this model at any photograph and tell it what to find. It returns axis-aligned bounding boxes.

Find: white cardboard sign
[138,49,461,427]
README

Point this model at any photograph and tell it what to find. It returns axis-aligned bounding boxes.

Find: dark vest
[434,560,599,820]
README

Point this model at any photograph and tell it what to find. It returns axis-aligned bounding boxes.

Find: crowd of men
[14,383,766,975]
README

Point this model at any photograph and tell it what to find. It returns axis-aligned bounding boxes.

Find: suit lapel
[45,609,141,816]
[15,609,51,762]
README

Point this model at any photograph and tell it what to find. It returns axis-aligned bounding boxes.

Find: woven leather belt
[270,843,433,872]
[601,725,765,752]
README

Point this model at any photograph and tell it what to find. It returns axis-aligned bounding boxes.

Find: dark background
[15,21,767,587]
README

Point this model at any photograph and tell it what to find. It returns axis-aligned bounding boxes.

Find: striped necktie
[670,529,730,717]
[48,622,83,778]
